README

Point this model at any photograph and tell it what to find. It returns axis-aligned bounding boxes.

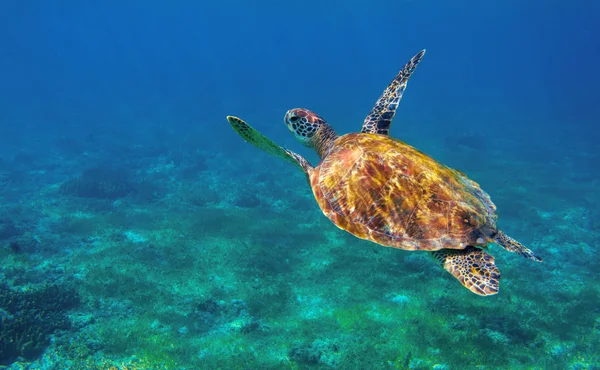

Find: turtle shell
[309,133,498,251]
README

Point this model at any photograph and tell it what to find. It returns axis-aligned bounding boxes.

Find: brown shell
[309,133,498,251]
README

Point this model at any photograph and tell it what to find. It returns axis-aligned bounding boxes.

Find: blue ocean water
[0,1,599,368]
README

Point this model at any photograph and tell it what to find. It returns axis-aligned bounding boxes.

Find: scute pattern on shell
[310,133,497,251]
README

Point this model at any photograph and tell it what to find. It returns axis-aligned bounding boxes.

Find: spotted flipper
[494,230,542,262]
[226,116,313,174]
[432,247,501,296]
[361,49,426,136]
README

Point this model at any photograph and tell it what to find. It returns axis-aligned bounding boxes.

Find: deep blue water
[1,1,598,145]
[1,1,599,368]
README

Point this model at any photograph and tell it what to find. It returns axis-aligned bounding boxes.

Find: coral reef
[289,339,342,367]
[0,283,80,365]
[59,167,135,199]
[0,106,598,369]
[0,218,21,240]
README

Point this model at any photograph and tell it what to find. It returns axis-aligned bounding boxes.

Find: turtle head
[284,108,327,144]
[284,108,338,158]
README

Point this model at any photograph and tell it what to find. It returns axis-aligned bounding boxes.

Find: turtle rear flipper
[494,230,542,262]
[361,49,425,136]
[432,247,501,296]
[227,116,313,174]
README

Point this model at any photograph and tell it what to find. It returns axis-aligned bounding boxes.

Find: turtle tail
[494,230,542,262]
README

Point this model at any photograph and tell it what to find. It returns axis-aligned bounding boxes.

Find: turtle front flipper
[494,230,542,262]
[432,247,501,296]
[226,116,313,174]
[361,49,426,136]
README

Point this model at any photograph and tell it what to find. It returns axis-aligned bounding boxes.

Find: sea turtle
[226,50,542,296]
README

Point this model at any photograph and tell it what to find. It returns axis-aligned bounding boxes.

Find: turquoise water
[0,1,599,369]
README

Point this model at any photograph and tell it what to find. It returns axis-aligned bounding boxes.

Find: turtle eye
[289,116,300,123]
